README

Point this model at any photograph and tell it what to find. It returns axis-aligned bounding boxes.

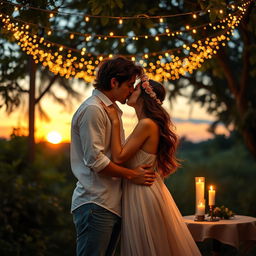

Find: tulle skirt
[121,175,201,256]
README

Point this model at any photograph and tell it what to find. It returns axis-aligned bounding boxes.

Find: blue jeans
[73,203,121,256]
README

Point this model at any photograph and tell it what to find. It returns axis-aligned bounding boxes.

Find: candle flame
[210,185,214,190]
[199,178,201,182]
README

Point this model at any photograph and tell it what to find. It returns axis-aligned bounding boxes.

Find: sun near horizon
[46,131,63,144]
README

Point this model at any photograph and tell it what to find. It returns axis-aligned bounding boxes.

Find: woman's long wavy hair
[139,79,180,177]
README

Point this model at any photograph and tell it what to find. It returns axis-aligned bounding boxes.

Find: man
[70,56,155,256]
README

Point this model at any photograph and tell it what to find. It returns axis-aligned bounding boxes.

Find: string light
[3,11,242,42]
[0,0,252,83]
[2,0,246,27]
[2,0,205,21]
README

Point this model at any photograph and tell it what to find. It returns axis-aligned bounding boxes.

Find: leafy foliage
[0,136,76,256]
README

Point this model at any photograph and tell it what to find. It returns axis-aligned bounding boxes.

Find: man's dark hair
[94,56,143,91]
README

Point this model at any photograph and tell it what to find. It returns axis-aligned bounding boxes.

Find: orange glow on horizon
[0,85,230,143]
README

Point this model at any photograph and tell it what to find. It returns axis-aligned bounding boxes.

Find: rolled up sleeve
[79,105,110,172]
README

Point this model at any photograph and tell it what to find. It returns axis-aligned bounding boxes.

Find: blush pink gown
[121,149,201,256]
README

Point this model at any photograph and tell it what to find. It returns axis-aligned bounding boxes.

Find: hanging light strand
[0,8,244,41]
[1,0,247,21]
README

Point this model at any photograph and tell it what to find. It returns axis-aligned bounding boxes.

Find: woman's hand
[101,102,119,123]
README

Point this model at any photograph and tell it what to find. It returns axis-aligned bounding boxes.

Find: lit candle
[196,200,205,215]
[195,177,205,206]
[208,185,216,205]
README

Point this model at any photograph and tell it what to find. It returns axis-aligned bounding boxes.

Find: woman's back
[138,118,159,155]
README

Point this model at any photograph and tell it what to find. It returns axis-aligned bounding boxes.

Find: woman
[102,74,201,256]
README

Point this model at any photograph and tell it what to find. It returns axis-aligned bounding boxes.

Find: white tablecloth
[183,215,256,249]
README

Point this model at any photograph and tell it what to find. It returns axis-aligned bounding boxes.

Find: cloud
[173,118,212,124]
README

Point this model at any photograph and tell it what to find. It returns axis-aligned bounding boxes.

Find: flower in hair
[140,74,162,105]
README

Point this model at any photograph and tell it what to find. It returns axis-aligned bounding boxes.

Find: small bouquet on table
[210,206,235,220]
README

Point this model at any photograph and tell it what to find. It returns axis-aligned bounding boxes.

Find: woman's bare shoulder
[138,118,159,130]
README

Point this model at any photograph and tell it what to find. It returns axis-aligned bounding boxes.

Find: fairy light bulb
[192,29,197,34]
[118,18,123,25]
[219,9,223,14]
[159,17,164,23]
[155,36,159,41]
[109,32,114,36]
[70,34,74,39]
[192,13,197,19]
[47,30,52,36]
[120,38,125,43]
[85,16,90,22]
[185,25,190,30]
[49,13,54,18]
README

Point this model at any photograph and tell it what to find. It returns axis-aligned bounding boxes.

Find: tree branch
[239,2,254,108]
[35,75,58,104]
[215,48,239,97]
[15,82,29,93]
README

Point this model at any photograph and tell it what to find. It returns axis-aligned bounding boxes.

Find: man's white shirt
[71,89,125,217]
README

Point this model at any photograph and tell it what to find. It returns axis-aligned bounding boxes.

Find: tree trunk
[241,128,256,158]
[28,56,36,163]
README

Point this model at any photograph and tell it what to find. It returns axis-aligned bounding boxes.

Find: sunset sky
[0,81,229,143]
